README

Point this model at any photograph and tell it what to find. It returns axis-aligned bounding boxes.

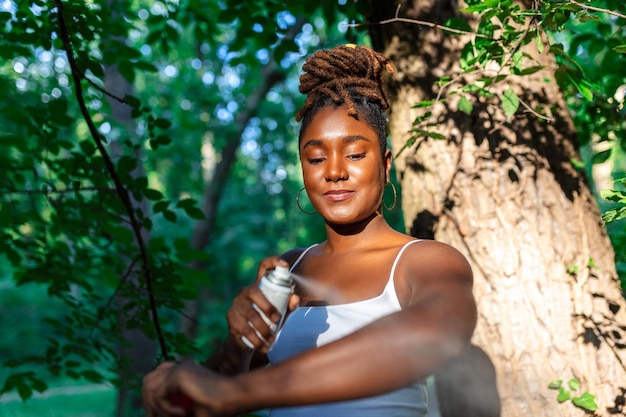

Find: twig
[80,69,130,105]
[569,0,626,20]
[518,96,555,121]
[53,0,169,360]
[346,3,491,39]
[89,256,141,339]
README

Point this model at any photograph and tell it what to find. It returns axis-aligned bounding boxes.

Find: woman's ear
[384,149,393,182]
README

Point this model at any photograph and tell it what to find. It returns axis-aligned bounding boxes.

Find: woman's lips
[323,190,354,202]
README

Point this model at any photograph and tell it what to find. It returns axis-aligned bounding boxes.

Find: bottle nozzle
[267,265,292,286]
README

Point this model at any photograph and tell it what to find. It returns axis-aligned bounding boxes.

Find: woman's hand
[226,257,299,354]
[142,360,236,417]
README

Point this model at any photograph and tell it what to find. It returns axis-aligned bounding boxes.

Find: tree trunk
[104,61,158,417]
[366,1,626,416]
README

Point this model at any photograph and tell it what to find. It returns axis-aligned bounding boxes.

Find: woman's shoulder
[399,238,473,284]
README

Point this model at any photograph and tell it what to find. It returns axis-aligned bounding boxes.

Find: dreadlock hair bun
[295,45,394,122]
[296,45,394,159]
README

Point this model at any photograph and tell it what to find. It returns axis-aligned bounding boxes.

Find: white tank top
[267,240,428,417]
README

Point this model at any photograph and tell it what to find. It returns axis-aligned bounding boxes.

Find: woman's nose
[325,157,348,182]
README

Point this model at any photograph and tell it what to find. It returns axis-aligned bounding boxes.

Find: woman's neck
[322,213,395,253]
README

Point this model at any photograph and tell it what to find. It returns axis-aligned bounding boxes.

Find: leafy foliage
[0,0,624,413]
[0,0,367,407]
[549,378,599,412]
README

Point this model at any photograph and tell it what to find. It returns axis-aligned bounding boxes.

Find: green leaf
[163,209,177,223]
[133,60,158,72]
[82,370,103,383]
[443,18,472,35]
[515,65,544,75]
[17,382,33,401]
[572,392,598,411]
[124,94,141,108]
[600,189,626,204]
[592,148,612,164]
[568,378,580,391]
[557,387,571,403]
[570,158,585,170]
[155,134,173,146]
[144,188,164,201]
[108,225,135,245]
[548,379,562,389]
[79,140,96,156]
[535,30,544,54]
[154,118,172,129]
[458,96,474,115]
[31,378,47,393]
[602,207,626,223]
[587,258,599,269]
[573,79,594,101]
[176,198,198,209]
[153,200,170,213]
[184,206,205,220]
[412,100,436,108]
[502,88,519,118]
[460,0,500,13]
[614,44,626,54]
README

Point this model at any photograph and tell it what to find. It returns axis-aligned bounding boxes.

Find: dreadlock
[296,45,395,158]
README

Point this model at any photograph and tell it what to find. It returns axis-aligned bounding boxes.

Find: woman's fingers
[227,286,277,352]
[143,362,183,416]
[225,256,291,353]
[288,293,301,311]
[256,256,289,281]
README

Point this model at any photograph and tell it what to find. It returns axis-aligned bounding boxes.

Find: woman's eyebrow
[302,135,371,149]
[301,138,323,150]
[343,135,371,144]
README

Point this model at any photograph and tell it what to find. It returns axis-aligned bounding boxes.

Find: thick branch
[53,0,169,360]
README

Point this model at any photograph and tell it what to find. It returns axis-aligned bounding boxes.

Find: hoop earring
[296,187,316,215]
[384,182,397,211]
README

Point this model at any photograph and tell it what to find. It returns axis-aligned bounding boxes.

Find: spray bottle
[241,265,294,349]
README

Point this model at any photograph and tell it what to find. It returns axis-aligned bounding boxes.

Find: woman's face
[299,106,391,225]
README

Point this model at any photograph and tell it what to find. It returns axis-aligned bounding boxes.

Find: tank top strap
[289,244,318,271]
[384,239,423,294]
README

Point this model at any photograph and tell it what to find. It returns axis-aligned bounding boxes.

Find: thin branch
[81,69,130,104]
[163,302,199,325]
[89,255,141,339]
[569,0,626,20]
[346,3,491,39]
[518,96,555,121]
[53,0,169,360]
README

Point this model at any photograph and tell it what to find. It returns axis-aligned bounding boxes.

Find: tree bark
[366,1,626,416]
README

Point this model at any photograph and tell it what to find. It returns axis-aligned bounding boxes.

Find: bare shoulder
[399,239,474,304]
[406,239,472,275]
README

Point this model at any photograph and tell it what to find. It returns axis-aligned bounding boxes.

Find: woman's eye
[348,153,366,161]
[307,157,325,165]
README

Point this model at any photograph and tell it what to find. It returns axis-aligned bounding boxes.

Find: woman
[142,44,476,417]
